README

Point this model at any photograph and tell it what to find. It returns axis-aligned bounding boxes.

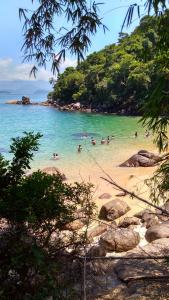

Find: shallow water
[0,95,154,171]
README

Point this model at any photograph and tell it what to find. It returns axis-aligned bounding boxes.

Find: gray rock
[99,199,130,221]
[145,222,169,242]
[99,227,140,252]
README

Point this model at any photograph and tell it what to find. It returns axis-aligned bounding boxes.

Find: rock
[119,217,140,228]
[145,222,169,242]
[99,199,130,221]
[72,102,81,110]
[156,200,169,221]
[115,238,169,282]
[63,219,84,231]
[134,209,153,219]
[99,193,112,200]
[87,245,106,257]
[6,99,19,104]
[119,150,160,167]
[41,167,66,181]
[99,228,140,252]
[22,96,31,105]
[88,223,110,240]
[145,217,159,229]
[140,211,159,228]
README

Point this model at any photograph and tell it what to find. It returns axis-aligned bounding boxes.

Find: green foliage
[0,133,95,299]
[50,15,160,114]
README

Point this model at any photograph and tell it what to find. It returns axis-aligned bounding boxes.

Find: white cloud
[0,57,77,81]
[60,57,77,71]
[0,58,51,81]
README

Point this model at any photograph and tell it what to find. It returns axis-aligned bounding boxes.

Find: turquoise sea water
[0,93,154,174]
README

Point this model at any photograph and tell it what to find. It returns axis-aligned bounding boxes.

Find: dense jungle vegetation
[49,15,161,115]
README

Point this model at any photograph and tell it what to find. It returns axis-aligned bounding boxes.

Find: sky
[0,0,142,82]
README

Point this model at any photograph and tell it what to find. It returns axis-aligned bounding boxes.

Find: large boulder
[99,228,140,252]
[99,199,130,221]
[115,238,169,282]
[119,150,160,167]
[22,96,31,105]
[145,222,169,242]
[41,167,66,181]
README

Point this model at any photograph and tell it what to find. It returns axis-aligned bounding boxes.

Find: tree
[0,132,95,299]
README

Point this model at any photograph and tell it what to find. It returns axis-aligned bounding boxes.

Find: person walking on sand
[77,145,82,152]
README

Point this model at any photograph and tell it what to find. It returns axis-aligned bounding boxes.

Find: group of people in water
[52,130,151,157]
[135,130,150,138]
[77,135,114,152]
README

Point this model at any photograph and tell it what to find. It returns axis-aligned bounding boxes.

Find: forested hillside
[49,16,160,115]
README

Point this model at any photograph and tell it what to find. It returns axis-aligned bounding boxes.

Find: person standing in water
[135,131,138,138]
[91,138,96,145]
[101,137,106,144]
[77,145,82,152]
[107,136,110,144]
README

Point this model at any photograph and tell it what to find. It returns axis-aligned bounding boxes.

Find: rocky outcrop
[99,199,130,221]
[119,150,160,167]
[145,222,169,242]
[119,217,140,228]
[41,167,66,181]
[115,238,169,282]
[99,228,140,252]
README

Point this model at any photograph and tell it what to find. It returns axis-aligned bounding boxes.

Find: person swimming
[101,138,106,144]
[77,145,82,152]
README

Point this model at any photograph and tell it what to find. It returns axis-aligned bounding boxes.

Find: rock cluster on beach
[119,150,161,167]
